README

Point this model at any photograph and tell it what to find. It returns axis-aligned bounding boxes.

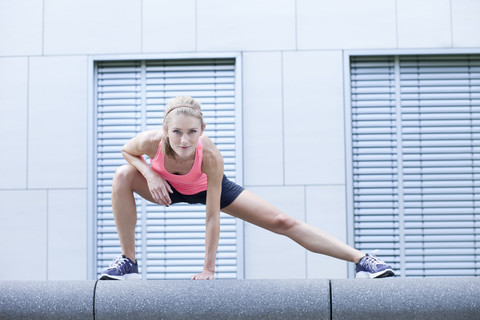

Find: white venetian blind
[350,54,480,277]
[350,56,401,274]
[400,55,480,276]
[95,58,241,279]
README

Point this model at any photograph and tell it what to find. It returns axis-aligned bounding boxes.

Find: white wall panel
[244,186,306,279]
[0,0,42,56]
[143,0,196,53]
[197,0,295,51]
[48,189,87,280]
[283,51,345,185]
[397,0,452,48]
[297,0,396,50]
[452,0,480,47]
[44,0,141,55]
[243,52,284,186]
[28,56,87,188]
[306,186,348,279]
[0,190,47,280]
[0,58,28,189]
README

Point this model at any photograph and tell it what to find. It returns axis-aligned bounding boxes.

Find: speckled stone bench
[1,278,479,319]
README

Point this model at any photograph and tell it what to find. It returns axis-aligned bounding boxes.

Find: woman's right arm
[121,130,173,206]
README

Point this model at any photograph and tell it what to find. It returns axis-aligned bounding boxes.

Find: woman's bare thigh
[123,165,158,204]
[221,190,288,230]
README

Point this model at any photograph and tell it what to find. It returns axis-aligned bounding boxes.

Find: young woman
[100,96,394,280]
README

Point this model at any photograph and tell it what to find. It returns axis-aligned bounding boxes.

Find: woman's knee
[269,213,298,235]
[112,165,137,192]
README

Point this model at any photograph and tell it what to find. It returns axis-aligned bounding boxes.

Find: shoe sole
[99,273,141,281]
[374,269,395,278]
[356,269,395,279]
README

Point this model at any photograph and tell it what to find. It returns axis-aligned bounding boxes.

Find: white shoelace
[361,250,384,270]
[363,255,383,270]
[107,256,128,270]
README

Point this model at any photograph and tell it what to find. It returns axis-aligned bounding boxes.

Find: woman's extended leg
[111,164,158,262]
[222,190,365,263]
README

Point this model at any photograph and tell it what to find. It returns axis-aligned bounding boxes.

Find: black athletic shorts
[168,175,244,209]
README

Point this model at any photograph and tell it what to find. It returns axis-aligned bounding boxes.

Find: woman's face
[165,114,205,159]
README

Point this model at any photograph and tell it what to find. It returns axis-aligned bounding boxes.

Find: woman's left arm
[191,137,224,280]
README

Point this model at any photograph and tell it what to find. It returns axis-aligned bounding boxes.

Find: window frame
[87,53,244,280]
[343,47,480,278]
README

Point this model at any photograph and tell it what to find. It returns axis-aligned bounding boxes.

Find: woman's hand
[146,174,173,206]
[191,269,215,280]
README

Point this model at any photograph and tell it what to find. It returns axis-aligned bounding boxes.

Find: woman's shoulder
[142,129,163,143]
[200,135,224,168]
[200,135,218,154]
[138,129,163,156]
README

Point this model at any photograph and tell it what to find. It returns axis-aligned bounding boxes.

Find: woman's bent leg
[111,165,157,262]
[222,190,365,263]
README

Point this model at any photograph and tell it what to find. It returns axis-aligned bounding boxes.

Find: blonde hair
[162,96,204,158]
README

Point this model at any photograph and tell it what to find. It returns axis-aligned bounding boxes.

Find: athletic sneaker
[99,255,140,280]
[356,252,395,279]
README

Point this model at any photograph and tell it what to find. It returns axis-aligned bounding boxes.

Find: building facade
[0,0,479,280]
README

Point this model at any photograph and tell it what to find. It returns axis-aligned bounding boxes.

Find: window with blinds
[94,58,241,279]
[349,54,480,277]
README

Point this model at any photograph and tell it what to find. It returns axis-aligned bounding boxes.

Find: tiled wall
[1,0,478,280]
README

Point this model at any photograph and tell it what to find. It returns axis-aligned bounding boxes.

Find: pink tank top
[150,138,208,195]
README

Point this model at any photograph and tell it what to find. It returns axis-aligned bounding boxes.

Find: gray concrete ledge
[331,277,480,320]
[95,279,330,320]
[0,280,96,320]
[0,278,479,320]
